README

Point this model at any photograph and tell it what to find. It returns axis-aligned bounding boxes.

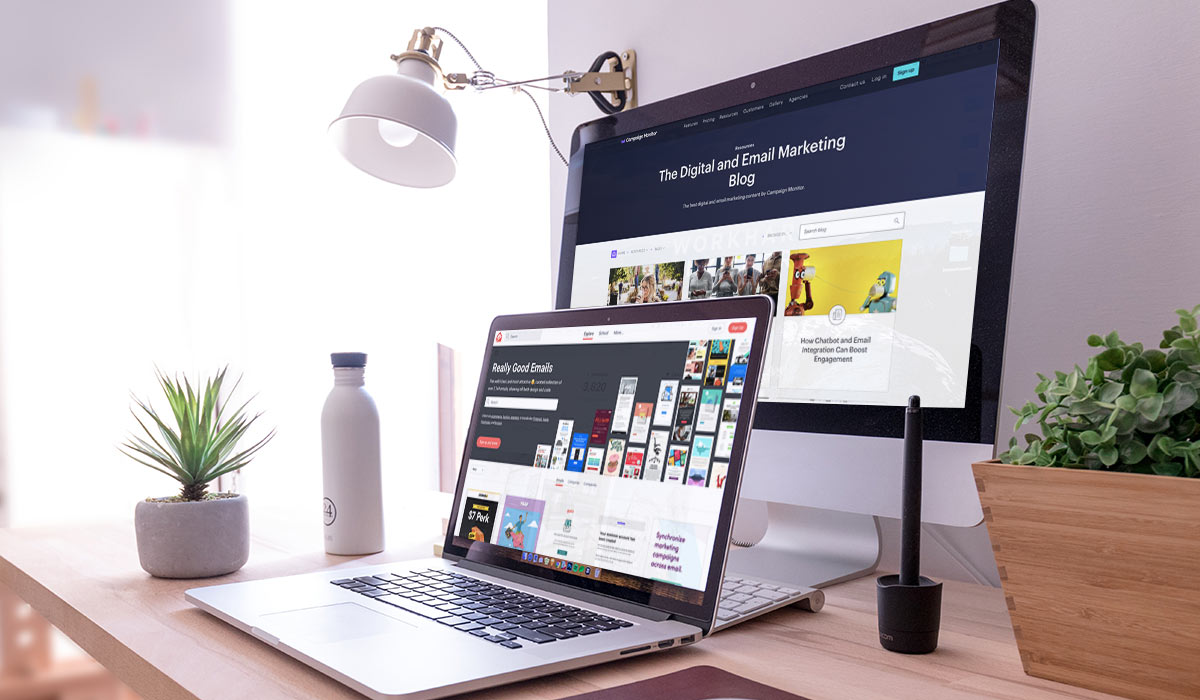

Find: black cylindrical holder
[877,395,942,654]
[876,574,942,654]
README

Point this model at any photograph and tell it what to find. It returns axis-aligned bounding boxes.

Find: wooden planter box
[974,460,1200,700]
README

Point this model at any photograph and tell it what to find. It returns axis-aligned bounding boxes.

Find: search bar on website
[483,396,560,411]
[798,212,905,239]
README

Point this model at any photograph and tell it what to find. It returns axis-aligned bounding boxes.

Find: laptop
[186,296,774,699]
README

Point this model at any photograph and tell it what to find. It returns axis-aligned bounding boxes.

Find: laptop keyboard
[331,568,632,649]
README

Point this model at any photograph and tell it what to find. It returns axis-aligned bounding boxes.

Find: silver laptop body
[187,298,774,699]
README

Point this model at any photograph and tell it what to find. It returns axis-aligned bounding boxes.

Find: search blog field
[799,211,905,240]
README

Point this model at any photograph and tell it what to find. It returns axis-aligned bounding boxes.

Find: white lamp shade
[329,64,457,188]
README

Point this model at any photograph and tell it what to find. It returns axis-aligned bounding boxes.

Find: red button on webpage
[476,436,502,449]
[728,321,748,333]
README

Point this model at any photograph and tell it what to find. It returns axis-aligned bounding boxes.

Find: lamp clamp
[562,50,637,111]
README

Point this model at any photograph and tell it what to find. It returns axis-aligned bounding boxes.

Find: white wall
[547,0,1200,585]
[0,1,551,528]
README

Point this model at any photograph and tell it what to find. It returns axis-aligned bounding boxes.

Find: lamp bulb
[378,120,419,148]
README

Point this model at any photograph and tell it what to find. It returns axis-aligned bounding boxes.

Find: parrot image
[860,271,897,313]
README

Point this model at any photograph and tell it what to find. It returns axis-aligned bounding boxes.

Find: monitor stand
[726,498,882,589]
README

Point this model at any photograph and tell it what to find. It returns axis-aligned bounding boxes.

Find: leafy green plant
[120,368,275,500]
[1001,305,1200,476]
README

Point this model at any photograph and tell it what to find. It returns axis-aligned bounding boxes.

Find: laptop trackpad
[258,602,417,644]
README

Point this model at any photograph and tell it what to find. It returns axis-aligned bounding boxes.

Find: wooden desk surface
[0,508,1119,700]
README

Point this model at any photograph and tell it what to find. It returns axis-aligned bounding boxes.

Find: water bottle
[321,352,384,555]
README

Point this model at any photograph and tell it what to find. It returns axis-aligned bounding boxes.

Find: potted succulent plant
[974,305,1200,700]
[121,368,275,579]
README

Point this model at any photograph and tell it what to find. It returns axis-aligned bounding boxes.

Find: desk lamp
[330,26,637,187]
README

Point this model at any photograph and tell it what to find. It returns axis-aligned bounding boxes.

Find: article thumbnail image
[622,446,644,478]
[549,419,573,470]
[567,432,589,472]
[709,339,732,360]
[665,444,690,483]
[458,496,499,543]
[785,239,902,317]
[673,385,699,442]
[696,388,722,433]
[727,338,751,393]
[499,496,544,552]
[607,262,684,305]
[704,339,731,387]
[629,402,653,443]
[722,397,742,423]
[710,256,740,298]
[604,437,626,476]
[644,430,670,482]
[687,252,784,300]
[655,380,680,427]
[688,435,713,487]
[759,250,785,301]
[585,446,605,473]
[590,409,613,445]
[678,384,699,409]
[710,461,729,489]
[682,340,708,381]
[533,444,551,469]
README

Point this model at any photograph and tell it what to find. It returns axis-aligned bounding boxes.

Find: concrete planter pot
[134,494,249,579]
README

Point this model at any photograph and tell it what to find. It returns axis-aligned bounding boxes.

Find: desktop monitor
[556,1,1035,587]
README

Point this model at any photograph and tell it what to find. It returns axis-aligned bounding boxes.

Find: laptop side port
[657,639,674,649]
[680,634,697,645]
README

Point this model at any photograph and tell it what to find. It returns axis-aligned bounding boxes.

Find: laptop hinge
[448,557,671,623]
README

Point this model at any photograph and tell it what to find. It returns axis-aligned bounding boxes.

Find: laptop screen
[446,305,766,620]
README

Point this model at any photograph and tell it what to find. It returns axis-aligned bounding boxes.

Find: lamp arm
[450,71,585,91]
[400,26,636,166]
[425,26,636,111]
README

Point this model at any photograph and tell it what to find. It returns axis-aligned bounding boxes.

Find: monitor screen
[567,40,1001,411]
[450,312,760,609]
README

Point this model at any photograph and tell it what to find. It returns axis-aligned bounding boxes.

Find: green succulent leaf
[1163,383,1198,417]
[1137,394,1165,421]
[1141,349,1168,372]
[1119,438,1148,464]
[120,367,275,501]
[1113,395,1137,412]
[1130,368,1158,399]
[1001,306,1200,477]
[1094,347,1125,371]
[1096,381,1124,403]
[1152,461,1183,477]
[1121,356,1151,385]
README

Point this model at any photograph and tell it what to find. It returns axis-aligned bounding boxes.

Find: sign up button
[893,61,920,81]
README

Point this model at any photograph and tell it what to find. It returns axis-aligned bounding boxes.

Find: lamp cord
[517,86,568,166]
[430,26,569,166]
[430,26,484,72]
